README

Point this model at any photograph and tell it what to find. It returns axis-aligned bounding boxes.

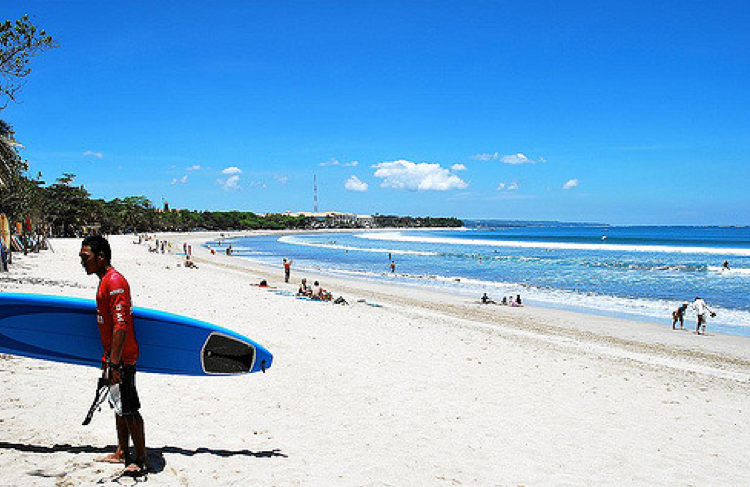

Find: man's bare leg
[95,415,130,463]
[122,413,147,475]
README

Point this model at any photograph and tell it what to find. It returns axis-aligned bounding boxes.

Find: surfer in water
[80,235,148,476]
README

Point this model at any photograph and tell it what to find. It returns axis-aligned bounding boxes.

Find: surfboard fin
[82,377,109,426]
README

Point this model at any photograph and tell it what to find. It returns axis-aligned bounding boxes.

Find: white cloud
[83,150,103,159]
[344,160,359,167]
[218,175,242,191]
[451,163,467,171]
[472,152,545,164]
[471,152,500,161]
[496,181,519,191]
[274,175,288,183]
[171,175,188,185]
[345,175,368,192]
[221,166,242,175]
[500,153,534,164]
[562,178,579,190]
[319,158,340,167]
[373,160,468,191]
[186,165,201,172]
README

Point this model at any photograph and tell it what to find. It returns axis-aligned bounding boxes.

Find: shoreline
[207,228,750,337]
[170,231,750,374]
[195,229,750,350]
[1,233,749,486]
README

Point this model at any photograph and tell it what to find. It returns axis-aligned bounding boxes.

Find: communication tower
[314,175,318,212]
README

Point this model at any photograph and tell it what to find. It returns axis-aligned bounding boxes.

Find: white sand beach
[1,233,748,487]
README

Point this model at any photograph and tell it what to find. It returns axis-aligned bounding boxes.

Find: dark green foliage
[373,215,463,228]
[40,175,91,237]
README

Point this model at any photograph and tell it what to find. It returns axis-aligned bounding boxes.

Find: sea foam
[355,232,750,256]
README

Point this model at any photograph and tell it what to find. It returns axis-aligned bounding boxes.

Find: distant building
[283,211,364,227]
[356,215,374,228]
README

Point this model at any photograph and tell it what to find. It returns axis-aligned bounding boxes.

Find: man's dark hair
[82,235,111,263]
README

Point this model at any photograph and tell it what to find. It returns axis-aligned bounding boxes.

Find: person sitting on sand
[311,281,322,300]
[298,278,311,296]
[515,294,523,306]
[501,296,508,306]
[311,281,333,301]
[481,293,495,304]
[259,279,268,287]
[672,302,689,330]
[184,255,198,269]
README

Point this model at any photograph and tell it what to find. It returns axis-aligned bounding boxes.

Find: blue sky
[4,1,749,225]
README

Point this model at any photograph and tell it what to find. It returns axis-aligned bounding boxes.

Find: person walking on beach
[671,302,689,330]
[691,297,716,335]
[283,258,293,283]
[79,235,148,477]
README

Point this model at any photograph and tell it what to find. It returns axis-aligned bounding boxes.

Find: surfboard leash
[82,376,110,426]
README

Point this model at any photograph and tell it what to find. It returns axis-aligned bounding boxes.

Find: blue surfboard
[0,293,273,376]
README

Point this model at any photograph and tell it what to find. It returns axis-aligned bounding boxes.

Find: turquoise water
[217,226,750,337]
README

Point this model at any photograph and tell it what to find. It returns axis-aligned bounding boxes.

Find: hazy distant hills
[464,219,609,228]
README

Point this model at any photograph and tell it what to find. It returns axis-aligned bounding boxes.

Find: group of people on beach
[297,277,335,301]
[283,257,344,302]
[480,293,523,307]
[672,297,716,335]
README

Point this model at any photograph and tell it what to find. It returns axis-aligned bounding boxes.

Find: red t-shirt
[96,267,138,365]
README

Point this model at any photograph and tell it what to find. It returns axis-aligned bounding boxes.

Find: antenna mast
[314,175,318,212]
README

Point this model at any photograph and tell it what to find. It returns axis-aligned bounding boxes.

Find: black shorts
[119,365,141,416]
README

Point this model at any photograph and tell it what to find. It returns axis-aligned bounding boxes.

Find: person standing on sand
[691,297,716,335]
[671,302,689,330]
[79,236,148,477]
[284,258,293,283]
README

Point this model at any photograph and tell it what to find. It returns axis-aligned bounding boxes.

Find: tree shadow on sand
[0,441,286,474]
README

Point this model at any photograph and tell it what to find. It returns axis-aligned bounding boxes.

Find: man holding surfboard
[80,235,148,477]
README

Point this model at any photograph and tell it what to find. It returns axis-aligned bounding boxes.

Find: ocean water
[216,226,750,337]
